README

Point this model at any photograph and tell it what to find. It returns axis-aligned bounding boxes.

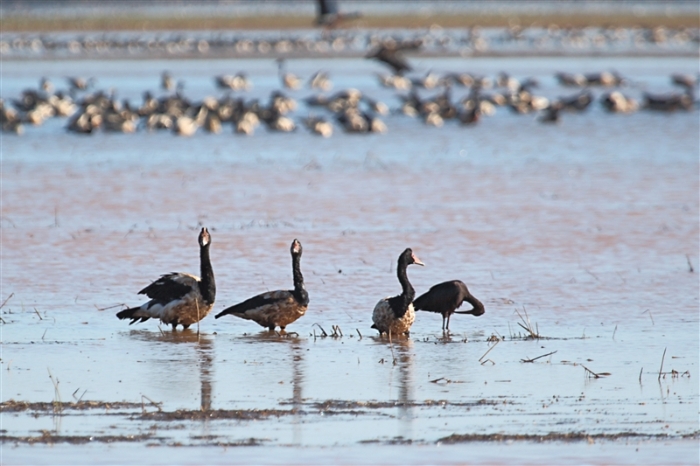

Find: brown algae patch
[1,400,144,413]
[437,432,700,444]
[1,432,161,445]
[138,408,296,421]
[306,399,502,410]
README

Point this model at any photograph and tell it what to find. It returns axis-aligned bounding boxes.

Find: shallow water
[1,55,698,464]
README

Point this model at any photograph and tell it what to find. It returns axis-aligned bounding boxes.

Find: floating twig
[478,339,500,362]
[141,395,162,414]
[94,303,126,312]
[639,367,643,384]
[582,365,610,378]
[429,377,465,384]
[686,254,694,273]
[658,347,667,381]
[642,309,654,325]
[356,328,362,340]
[34,308,43,320]
[521,350,557,363]
[0,293,14,310]
[612,324,617,340]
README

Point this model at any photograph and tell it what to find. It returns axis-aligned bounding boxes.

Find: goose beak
[412,254,424,266]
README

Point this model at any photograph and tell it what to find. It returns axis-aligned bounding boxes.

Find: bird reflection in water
[238,332,306,444]
[290,342,305,445]
[387,338,415,441]
[127,329,214,412]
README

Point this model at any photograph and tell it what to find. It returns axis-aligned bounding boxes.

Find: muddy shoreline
[3,11,698,33]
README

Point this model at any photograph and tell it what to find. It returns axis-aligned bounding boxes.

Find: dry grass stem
[515,307,541,339]
[141,395,162,414]
[95,303,125,311]
[34,308,43,320]
[582,365,611,378]
[47,369,62,414]
[313,323,328,337]
[388,330,397,365]
[478,340,500,362]
[0,293,15,310]
[195,300,200,335]
[658,348,667,381]
[429,377,465,384]
[686,254,694,273]
[356,328,362,339]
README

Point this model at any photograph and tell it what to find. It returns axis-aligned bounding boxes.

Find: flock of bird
[116,228,484,336]
[2,51,696,137]
[2,24,697,60]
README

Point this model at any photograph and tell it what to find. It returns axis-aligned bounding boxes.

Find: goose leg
[182,324,190,330]
[446,313,452,332]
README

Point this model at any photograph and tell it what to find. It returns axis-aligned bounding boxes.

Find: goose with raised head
[117,228,216,330]
[216,239,308,332]
[413,280,484,332]
[371,248,424,337]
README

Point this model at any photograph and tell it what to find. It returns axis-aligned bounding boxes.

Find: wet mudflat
[1,55,698,464]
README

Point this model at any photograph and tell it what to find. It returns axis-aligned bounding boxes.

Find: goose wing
[413,280,463,312]
[138,273,200,307]
[215,290,293,318]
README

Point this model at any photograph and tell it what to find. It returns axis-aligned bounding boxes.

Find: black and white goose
[215,239,308,332]
[371,248,424,337]
[116,227,216,330]
[413,280,485,333]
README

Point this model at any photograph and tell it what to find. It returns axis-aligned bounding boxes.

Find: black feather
[414,280,485,331]
[138,273,194,307]
[215,292,290,319]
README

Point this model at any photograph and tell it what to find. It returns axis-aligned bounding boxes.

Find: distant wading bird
[315,0,362,28]
[413,280,485,333]
[215,239,308,332]
[366,41,420,76]
[371,248,424,337]
[116,228,216,330]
